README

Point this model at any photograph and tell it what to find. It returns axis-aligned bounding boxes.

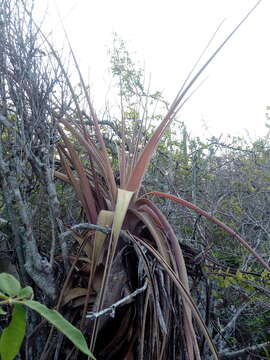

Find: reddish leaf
[146,191,270,273]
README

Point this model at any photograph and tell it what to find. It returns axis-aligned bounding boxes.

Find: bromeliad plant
[49,1,268,359]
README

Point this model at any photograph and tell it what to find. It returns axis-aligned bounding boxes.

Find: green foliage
[0,273,95,360]
[22,300,95,359]
[109,33,168,152]
[110,34,144,98]
[0,304,26,360]
[0,273,21,298]
[209,266,270,302]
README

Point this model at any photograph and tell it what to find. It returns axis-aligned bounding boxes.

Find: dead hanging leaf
[70,231,93,260]
[90,189,134,350]
[73,295,96,308]
[63,287,91,306]
[95,305,136,359]
[79,262,91,274]
[92,263,105,293]
[95,189,134,299]
[135,237,219,360]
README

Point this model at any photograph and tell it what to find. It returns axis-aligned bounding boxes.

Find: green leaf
[22,300,95,359]
[211,290,219,299]
[0,307,6,315]
[0,304,26,360]
[0,291,8,299]
[236,269,243,281]
[0,273,21,297]
[19,286,34,299]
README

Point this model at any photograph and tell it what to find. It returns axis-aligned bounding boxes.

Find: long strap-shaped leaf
[92,210,114,276]
[126,0,262,193]
[90,189,134,351]
[132,236,219,360]
[135,198,199,359]
[58,126,98,223]
[21,300,95,359]
[20,7,118,204]
[58,24,118,203]
[60,119,117,206]
[145,191,270,273]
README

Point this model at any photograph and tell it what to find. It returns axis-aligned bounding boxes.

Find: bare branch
[86,281,148,319]
[220,341,270,359]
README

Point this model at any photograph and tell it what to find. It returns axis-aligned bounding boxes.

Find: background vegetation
[0,1,269,359]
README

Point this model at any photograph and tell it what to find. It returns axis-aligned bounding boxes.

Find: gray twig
[86,281,148,319]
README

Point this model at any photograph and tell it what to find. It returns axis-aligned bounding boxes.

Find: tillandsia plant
[47,1,269,360]
[0,273,95,360]
[25,1,268,359]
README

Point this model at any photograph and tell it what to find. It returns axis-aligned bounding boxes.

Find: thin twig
[86,281,148,319]
[219,341,270,359]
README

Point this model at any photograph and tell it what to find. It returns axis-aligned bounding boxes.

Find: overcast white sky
[40,0,270,139]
